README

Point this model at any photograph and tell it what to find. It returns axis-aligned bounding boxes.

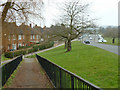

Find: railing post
[71,75,74,90]
[54,65,56,87]
[60,68,62,88]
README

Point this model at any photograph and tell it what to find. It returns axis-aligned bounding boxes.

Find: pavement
[4,58,53,88]
[24,43,65,57]
[89,41,119,55]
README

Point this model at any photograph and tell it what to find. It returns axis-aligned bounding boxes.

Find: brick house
[2,22,42,52]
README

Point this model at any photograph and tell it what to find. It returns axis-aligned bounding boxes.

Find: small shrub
[27,48,35,53]
[4,41,54,58]
[33,45,39,52]
[4,50,26,58]
[4,52,14,58]
[18,46,31,50]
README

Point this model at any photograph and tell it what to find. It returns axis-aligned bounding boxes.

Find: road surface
[89,41,119,55]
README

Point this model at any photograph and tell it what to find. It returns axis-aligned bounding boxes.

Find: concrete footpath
[4,58,53,88]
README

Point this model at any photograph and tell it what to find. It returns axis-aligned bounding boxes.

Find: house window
[31,35,33,39]
[13,35,16,40]
[22,42,25,46]
[18,43,22,47]
[33,35,35,39]
[23,35,24,39]
[8,45,10,50]
[12,44,16,50]
[18,35,22,40]
[36,35,39,39]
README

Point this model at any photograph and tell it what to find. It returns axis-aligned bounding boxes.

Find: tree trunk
[65,40,67,49]
[67,39,71,52]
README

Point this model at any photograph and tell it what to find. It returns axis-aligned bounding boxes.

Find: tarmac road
[89,41,119,55]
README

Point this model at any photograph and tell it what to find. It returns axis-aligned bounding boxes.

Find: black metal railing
[36,54,101,90]
[1,56,22,86]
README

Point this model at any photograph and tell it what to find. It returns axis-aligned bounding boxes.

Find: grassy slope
[37,41,118,88]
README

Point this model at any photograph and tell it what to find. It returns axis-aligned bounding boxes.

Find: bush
[4,52,14,58]
[4,41,54,58]
[38,45,45,50]
[33,45,39,52]
[33,42,54,51]
[18,46,31,50]
[4,50,26,58]
[27,48,35,53]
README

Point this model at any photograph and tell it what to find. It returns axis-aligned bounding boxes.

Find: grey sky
[43,0,118,27]
[0,0,119,27]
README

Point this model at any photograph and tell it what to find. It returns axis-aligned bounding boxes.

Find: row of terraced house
[2,22,45,52]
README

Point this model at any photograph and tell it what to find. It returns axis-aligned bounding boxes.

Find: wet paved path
[5,58,53,88]
[89,42,119,55]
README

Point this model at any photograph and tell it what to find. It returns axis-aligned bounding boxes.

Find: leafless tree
[0,0,44,25]
[51,0,96,52]
[103,26,118,38]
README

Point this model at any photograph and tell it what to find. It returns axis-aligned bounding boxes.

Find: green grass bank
[28,41,118,88]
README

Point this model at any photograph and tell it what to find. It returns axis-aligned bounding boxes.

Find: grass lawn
[1,54,10,61]
[29,41,118,88]
[101,37,119,46]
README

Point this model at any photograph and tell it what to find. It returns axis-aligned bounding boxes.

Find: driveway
[89,41,119,55]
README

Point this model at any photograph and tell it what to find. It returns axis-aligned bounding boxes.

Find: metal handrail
[36,54,102,90]
[1,55,22,86]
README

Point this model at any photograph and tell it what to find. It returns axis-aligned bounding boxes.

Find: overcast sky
[0,0,119,27]
[43,0,119,27]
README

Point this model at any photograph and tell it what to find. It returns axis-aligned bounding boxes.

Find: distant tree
[103,26,118,38]
[0,0,43,25]
[98,27,105,34]
[51,0,96,52]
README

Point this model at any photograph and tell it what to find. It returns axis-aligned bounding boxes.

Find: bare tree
[0,0,43,25]
[51,0,96,52]
[103,26,118,38]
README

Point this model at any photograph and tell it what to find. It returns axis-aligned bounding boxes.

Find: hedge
[4,41,54,58]
[4,50,26,58]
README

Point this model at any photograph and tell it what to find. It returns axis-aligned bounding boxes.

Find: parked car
[98,39,102,42]
[84,40,90,44]
[9,49,15,51]
[98,39,107,42]
[103,39,107,42]
[89,37,92,40]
